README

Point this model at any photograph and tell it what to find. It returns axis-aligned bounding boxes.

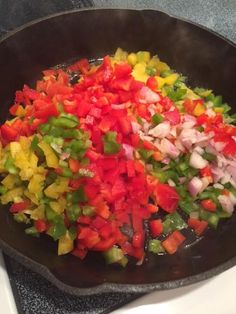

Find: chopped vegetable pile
[1,48,236,266]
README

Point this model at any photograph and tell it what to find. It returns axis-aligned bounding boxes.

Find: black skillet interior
[0,9,236,295]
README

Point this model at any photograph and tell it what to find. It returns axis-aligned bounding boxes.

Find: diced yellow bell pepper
[164,73,179,85]
[127,53,137,66]
[38,141,59,168]
[29,152,38,170]
[214,107,224,114]
[19,136,31,153]
[58,231,74,255]
[15,105,26,117]
[193,103,206,116]
[49,198,66,214]
[44,177,69,199]
[156,60,170,72]
[9,142,21,159]
[185,87,201,100]
[113,48,128,62]
[28,174,45,195]
[30,204,45,220]
[136,51,151,63]
[155,76,166,89]
[197,89,212,97]
[1,187,23,204]
[132,62,149,83]
[1,174,17,189]
[24,190,39,205]
[148,55,160,68]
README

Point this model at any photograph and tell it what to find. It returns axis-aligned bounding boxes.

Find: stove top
[2,251,236,314]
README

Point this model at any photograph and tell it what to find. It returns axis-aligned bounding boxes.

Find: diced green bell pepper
[148,239,165,254]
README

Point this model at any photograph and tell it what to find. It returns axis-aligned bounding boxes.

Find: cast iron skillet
[0,8,236,296]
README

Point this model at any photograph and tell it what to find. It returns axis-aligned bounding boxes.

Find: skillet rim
[0,7,236,295]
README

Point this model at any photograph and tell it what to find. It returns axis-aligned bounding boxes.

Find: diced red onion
[51,143,62,154]
[167,179,176,187]
[211,166,224,182]
[227,165,236,182]
[213,183,224,189]
[146,164,153,172]
[214,142,226,152]
[137,86,161,104]
[218,195,234,214]
[60,152,70,160]
[143,121,151,133]
[201,177,210,192]
[111,103,125,110]
[162,157,171,164]
[206,108,216,117]
[229,192,236,205]
[182,121,196,129]
[189,151,208,169]
[122,144,134,160]
[147,104,157,116]
[160,138,180,158]
[188,176,203,196]
[175,140,186,152]
[131,121,141,133]
[220,171,231,184]
[179,177,186,184]
[230,178,236,188]
[170,126,177,138]
[184,114,197,124]
[190,211,199,219]
[85,115,94,125]
[193,146,204,155]
[142,135,154,142]
[148,122,170,138]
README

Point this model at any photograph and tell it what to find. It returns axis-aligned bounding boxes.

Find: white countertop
[113,265,236,314]
[0,252,17,314]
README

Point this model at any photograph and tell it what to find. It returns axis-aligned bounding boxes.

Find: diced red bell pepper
[149,219,163,237]
[126,160,135,178]
[223,140,236,156]
[91,216,107,230]
[33,100,58,119]
[9,200,30,213]
[118,117,132,135]
[77,216,92,225]
[130,133,140,147]
[92,237,116,251]
[72,248,87,260]
[99,223,113,239]
[147,203,159,213]
[110,76,134,92]
[132,231,144,248]
[34,219,47,233]
[162,230,186,254]
[201,199,217,212]
[68,58,90,74]
[68,159,80,173]
[9,103,20,116]
[1,124,18,142]
[154,183,180,213]
[160,97,173,111]
[200,166,212,178]
[188,218,208,236]
[164,108,180,125]
[114,63,132,78]
[146,77,158,90]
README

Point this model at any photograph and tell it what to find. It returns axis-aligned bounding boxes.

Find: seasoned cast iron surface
[0,8,236,296]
